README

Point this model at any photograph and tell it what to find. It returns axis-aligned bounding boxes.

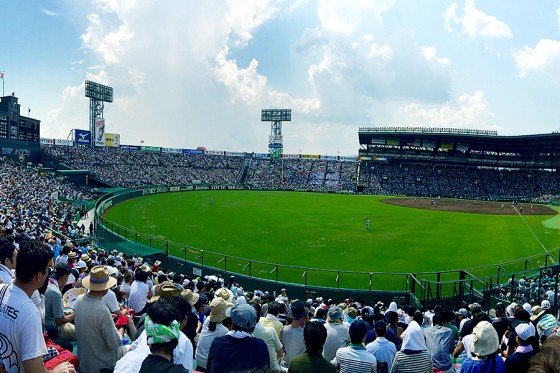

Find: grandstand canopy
[358,127,560,168]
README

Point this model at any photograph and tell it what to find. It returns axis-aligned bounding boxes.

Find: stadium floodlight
[85,81,113,102]
[261,109,291,159]
[85,80,114,148]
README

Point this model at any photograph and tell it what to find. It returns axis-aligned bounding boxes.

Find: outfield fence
[94,187,560,310]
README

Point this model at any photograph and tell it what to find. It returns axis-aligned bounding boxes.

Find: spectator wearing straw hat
[74,265,131,372]
[195,297,232,372]
[206,303,269,373]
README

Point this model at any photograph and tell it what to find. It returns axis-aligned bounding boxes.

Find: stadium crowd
[360,163,560,202]
[3,238,560,373]
[3,153,560,372]
[42,144,560,203]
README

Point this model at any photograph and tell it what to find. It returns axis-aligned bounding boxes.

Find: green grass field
[103,190,560,274]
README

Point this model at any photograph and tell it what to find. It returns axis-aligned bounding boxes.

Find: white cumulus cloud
[401,90,497,130]
[514,39,560,79]
[444,0,512,39]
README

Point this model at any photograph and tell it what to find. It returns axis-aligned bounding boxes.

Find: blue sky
[3,0,560,155]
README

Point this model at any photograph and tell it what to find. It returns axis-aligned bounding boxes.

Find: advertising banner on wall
[94,118,105,147]
[205,150,225,155]
[104,133,120,147]
[301,154,320,160]
[75,129,91,146]
[183,149,204,154]
[40,138,55,145]
[162,147,182,153]
[120,145,141,151]
[54,139,74,146]
[141,146,161,152]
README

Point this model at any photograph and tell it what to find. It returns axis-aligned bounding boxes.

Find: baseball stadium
[4,93,560,310]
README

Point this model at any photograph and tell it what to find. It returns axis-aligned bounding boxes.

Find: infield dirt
[382,198,557,215]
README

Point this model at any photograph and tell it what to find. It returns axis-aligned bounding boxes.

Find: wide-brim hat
[181,289,200,306]
[530,306,546,321]
[471,321,499,357]
[216,287,234,303]
[149,283,181,303]
[328,305,343,322]
[81,254,92,264]
[67,251,77,259]
[210,297,232,323]
[82,265,117,291]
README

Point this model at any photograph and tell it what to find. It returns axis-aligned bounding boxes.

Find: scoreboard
[0,97,40,143]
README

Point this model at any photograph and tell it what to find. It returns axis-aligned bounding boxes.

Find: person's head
[388,310,398,325]
[374,321,387,337]
[290,300,307,322]
[515,322,536,346]
[432,312,446,326]
[303,322,328,353]
[349,320,368,344]
[135,269,149,282]
[82,265,117,296]
[15,240,53,285]
[51,263,71,283]
[471,321,499,358]
[0,242,17,269]
[266,300,279,316]
[495,302,506,316]
[145,299,183,357]
[515,308,531,322]
[315,307,327,320]
[250,301,262,321]
[193,293,208,312]
[530,335,560,373]
[327,305,343,323]
[168,295,192,330]
[412,310,424,325]
[227,303,257,333]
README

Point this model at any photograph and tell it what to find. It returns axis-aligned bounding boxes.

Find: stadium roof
[358,127,560,155]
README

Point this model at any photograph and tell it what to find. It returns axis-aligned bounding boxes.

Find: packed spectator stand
[43,144,560,203]
[2,145,560,372]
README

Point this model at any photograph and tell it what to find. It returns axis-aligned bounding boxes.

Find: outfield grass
[103,191,560,273]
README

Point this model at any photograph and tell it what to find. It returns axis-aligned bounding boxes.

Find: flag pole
[1,71,4,97]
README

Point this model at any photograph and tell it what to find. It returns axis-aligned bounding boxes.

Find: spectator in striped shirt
[333,320,377,372]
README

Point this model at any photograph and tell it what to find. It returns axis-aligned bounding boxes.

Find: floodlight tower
[261,109,292,184]
[85,80,113,148]
[261,109,291,158]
